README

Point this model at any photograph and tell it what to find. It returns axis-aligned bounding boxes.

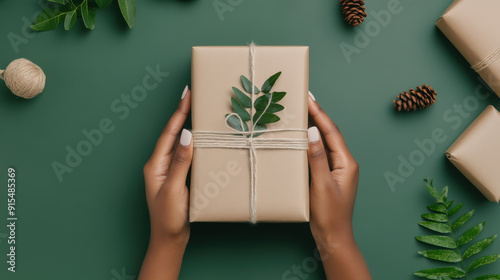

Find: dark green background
[1,0,499,279]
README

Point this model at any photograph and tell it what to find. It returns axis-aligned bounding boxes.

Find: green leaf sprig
[226,72,286,137]
[415,178,500,280]
[31,0,135,31]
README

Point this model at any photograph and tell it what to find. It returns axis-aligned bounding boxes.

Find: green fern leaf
[419,221,451,233]
[452,210,475,231]
[468,255,500,273]
[457,222,486,247]
[416,236,456,249]
[418,250,462,263]
[414,267,465,279]
[464,235,497,259]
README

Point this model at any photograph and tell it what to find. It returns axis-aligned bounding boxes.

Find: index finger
[150,86,191,161]
[308,93,353,169]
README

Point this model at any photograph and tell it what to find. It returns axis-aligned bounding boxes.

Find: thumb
[166,129,193,189]
[307,126,331,182]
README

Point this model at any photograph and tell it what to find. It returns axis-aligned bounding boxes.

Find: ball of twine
[0,58,46,99]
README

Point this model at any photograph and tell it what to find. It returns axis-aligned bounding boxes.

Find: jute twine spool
[0,58,46,99]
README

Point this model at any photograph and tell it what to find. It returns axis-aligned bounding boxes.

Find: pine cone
[393,84,438,112]
[340,0,367,27]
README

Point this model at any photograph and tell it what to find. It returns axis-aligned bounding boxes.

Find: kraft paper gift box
[445,105,500,202]
[190,46,310,222]
[436,0,500,98]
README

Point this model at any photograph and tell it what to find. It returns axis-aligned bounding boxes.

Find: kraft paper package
[190,46,310,222]
[436,0,500,98]
[445,105,500,202]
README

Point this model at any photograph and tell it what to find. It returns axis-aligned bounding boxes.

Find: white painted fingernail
[308,126,320,143]
[308,91,316,101]
[180,129,192,146]
[181,85,189,100]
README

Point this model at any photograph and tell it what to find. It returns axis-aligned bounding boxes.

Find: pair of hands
[139,87,371,280]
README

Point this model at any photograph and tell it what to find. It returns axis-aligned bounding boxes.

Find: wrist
[313,227,357,253]
[149,233,189,252]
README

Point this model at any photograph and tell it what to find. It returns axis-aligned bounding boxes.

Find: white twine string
[193,43,308,223]
[472,46,500,72]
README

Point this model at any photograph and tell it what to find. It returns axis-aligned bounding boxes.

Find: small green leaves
[31,9,65,31]
[457,222,486,247]
[231,97,250,121]
[468,255,500,273]
[33,0,135,32]
[228,72,286,136]
[419,221,451,234]
[118,0,136,28]
[448,203,464,217]
[416,236,456,249]
[232,87,251,108]
[253,112,280,125]
[452,210,475,231]
[261,72,281,93]
[418,250,462,263]
[422,213,448,222]
[95,0,113,8]
[416,179,500,280]
[64,10,76,30]
[428,204,447,213]
[414,267,466,279]
[241,75,260,94]
[474,275,500,280]
[225,114,248,132]
[464,235,497,259]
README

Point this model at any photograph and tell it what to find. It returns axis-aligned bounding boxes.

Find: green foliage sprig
[226,72,286,136]
[31,0,136,31]
[415,178,500,280]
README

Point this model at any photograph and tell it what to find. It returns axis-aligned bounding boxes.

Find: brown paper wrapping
[190,46,310,222]
[445,106,500,202]
[436,0,500,98]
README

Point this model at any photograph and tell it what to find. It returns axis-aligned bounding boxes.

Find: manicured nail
[180,129,192,146]
[308,126,320,143]
[181,85,189,100]
[308,91,316,101]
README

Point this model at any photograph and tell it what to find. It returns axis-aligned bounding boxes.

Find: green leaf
[464,235,497,259]
[417,250,462,263]
[445,200,454,209]
[474,275,500,280]
[231,97,250,121]
[31,9,65,31]
[428,204,447,213]
[452,210,475,231]
[457,222,486,247]
[81,3,96,30]
[241,75,259,94]
[271,91,286,102]
[64,10,76,30]
[118,0,136,28]
[95,0,113,8]
[232,87,251,108]
[419,221,451,234]
[422,213,448,223]
[448,203,464,217]
[414,266,466,279]
[225,114,248,132]
[255,103,284,113]
[467,254,500,273]
[251,124,266,137]
[439,186,449,203]
[426,180,442,201]
[47,0,66,4]
[261,72,281,93]
[416,236,456,249]
[253,112,280,125]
